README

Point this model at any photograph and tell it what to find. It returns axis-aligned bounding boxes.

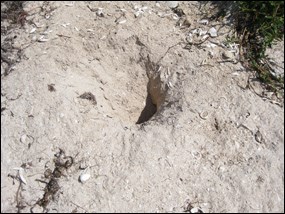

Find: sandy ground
[1,1,284,213]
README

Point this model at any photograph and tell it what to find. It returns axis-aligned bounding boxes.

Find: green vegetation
[236,1,284,91]
[211,1,284,93]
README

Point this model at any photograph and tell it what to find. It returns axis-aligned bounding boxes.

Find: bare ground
[1,1,284,213]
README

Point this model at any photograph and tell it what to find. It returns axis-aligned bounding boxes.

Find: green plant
[235,1,284,92]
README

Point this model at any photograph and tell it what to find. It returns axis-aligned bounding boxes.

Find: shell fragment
[208,27,217,37]
[14,167,27,184]
[79,173,90,183]
[198,19,209,25]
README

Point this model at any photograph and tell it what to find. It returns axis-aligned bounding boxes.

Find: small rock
[166,1,179,8]
[20,134,27,143]
[222,51,235,60]
[30,27,37,34]
[96,8,104,17]
[31,204,44,213]
[199,111,209,120]
[191,207,203,213]
[198,19,209,25]
[208,27,217,37]
[79,173,90,183]
[255,130,264,144]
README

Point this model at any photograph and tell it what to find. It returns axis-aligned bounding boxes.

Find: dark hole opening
[136,92,157,124]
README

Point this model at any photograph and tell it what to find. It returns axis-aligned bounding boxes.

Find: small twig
[70,201,88,212]
[6,93,22,101]
[35,179,48,184]
[157,42,183,64]
[56,34,71,38]
[16,181,23,213]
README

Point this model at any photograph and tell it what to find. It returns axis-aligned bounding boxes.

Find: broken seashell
[37,36,49,42]
[173,14,179,20]
[61,23,70,28]
[198,19,209,25]
[79,173,90,183]
[208,27,217,37]
[42,30,53,35]
[255,130,264,144]
[231,72,240,76]
[199,111,209,120]
[222,51,235,59]
[202,35,209,40]
[166,1,179,8]
[192,28,199,34]
[199,30,208,36]
[65,2,74,7]
[96,8,104,17]
[206,43,217,48]
[118,19,127,24]
[19,171,27,185]
[167,81,174,89]
[191,207,203,213]
[142,6,148,11]
[14,167,27,184]
[134,10,143,17]
[30,28,37,34]
[20,134,27,143]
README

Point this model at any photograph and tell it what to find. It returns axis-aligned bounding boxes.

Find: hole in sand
[86,37,167,125]
[136,57,167,124]
[136,91,157,124]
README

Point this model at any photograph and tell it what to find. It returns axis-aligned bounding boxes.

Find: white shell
[96,8,104,17]
[61,23,70,28]
[208,27,217,37]
[65,2,74,7]
[222,51,235,59]
[134,11,143,17]
[20,134,27,143]
[19,172,27,185]
[199,30,208,36]
[38,36,49,42]
[30,28,37,34]
[206,43,217,48]
[199,111,209,120]
[14,167,27,184]
[79,173,90,183]
[118,20,127,24]
[191,207,203,213]
[198,19,209,25]
[166,1,179,8]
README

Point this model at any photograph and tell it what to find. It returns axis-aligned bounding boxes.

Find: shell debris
[199,111,209,120]
[14,167,27,185]
[208,27,217,37]
[79,173,91,183]
[198,19,209,25]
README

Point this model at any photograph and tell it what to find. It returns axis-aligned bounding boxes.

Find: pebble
[208,27,217,37]
[79,173,90,183]
[222,50,235,60]
[20,134,27,143]
[166,1,179,8]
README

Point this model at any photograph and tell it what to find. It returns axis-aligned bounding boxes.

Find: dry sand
[1,1,284,213]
